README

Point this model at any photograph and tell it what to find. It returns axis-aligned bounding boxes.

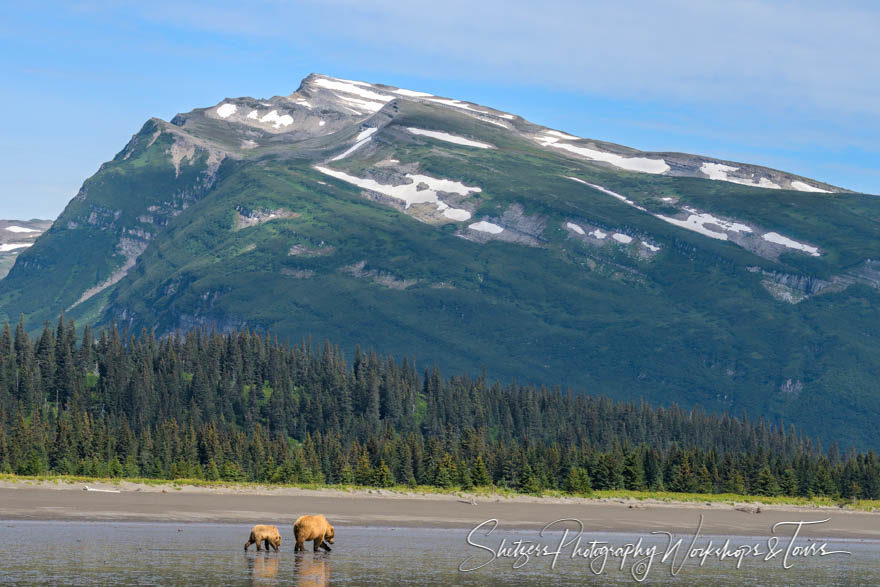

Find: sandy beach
[0,480,878,540]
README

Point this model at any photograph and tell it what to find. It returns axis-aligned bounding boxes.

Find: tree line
[0,317,878,500]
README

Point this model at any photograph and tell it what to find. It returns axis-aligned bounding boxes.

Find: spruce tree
[519,464,541,495]
[779,467,798,496]
[754,466,780,496]
[811,462,838,497]
[373,460,394,488]
[565,467,592,495]
[355,454,373,486]
[623,451,645,490]
[472,455,491,487]
[696,464,714,494]
[723,468,747,495]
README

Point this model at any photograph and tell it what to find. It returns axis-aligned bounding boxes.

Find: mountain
[0,219,52,279]
[1,73,879,446]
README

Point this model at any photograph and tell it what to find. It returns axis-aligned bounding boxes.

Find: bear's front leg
[319,541,332,552]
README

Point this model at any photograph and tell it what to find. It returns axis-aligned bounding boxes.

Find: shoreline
[2,479,879,539]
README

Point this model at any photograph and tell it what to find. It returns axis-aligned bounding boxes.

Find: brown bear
[293,514,335,552]
[244,524,282,552]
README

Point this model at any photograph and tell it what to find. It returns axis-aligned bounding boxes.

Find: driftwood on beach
[83,486,121,493]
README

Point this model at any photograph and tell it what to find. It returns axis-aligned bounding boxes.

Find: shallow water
[0,521,878,585]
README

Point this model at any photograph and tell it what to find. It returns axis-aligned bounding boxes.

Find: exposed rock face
[341,260,420,290]
[844,260,880,288]
[762,271,832,297]
[288,243,335,257]
[752,264,880,304]
[459,204,546,246]
[235,206,301,229]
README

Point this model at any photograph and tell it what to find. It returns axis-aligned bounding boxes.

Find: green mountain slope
[2,74,878,446]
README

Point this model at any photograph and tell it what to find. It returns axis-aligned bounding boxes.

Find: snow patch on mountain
[394,88,433,97]
[655,210,753,241]
[427,98,488,114]
[4,226,38,233]
[314,167,481,221]
[791,180,831,193]
[465,113,509,128]
[762,232,820,256]
[469,221,503,234]
[0,243,32,252]
[542,136,669,174]
[405,128,493,149]
[566,177,648,212]
[701,162,738,181]
[216,103,237,118]
[334,94,386,114]
[260,110,294,129]
[700,162,781,190]
[688,210,752,233]
[330,140,370,161]
[356,128,378,141]
[546,130,580,140]
[312,78,393,103]
[566,222,585,235]
[441,207,472,221]
[330,128,379,162]
[612,233,633,244]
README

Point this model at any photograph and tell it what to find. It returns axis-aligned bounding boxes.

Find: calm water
[1,521,878,585]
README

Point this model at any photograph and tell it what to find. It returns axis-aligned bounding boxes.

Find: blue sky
[2,1,879,219]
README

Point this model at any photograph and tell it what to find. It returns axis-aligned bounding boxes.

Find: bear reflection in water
[245,551,330,586]
[246,552,280,582]
[294,553,331,587]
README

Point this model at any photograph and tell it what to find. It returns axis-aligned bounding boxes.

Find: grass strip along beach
[2,474,879,540]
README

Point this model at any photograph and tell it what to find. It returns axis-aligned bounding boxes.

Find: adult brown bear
[244,524,282,552]
[293,514,335,552]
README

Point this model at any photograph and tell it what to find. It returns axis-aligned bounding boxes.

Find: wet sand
[1,480,878,539]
